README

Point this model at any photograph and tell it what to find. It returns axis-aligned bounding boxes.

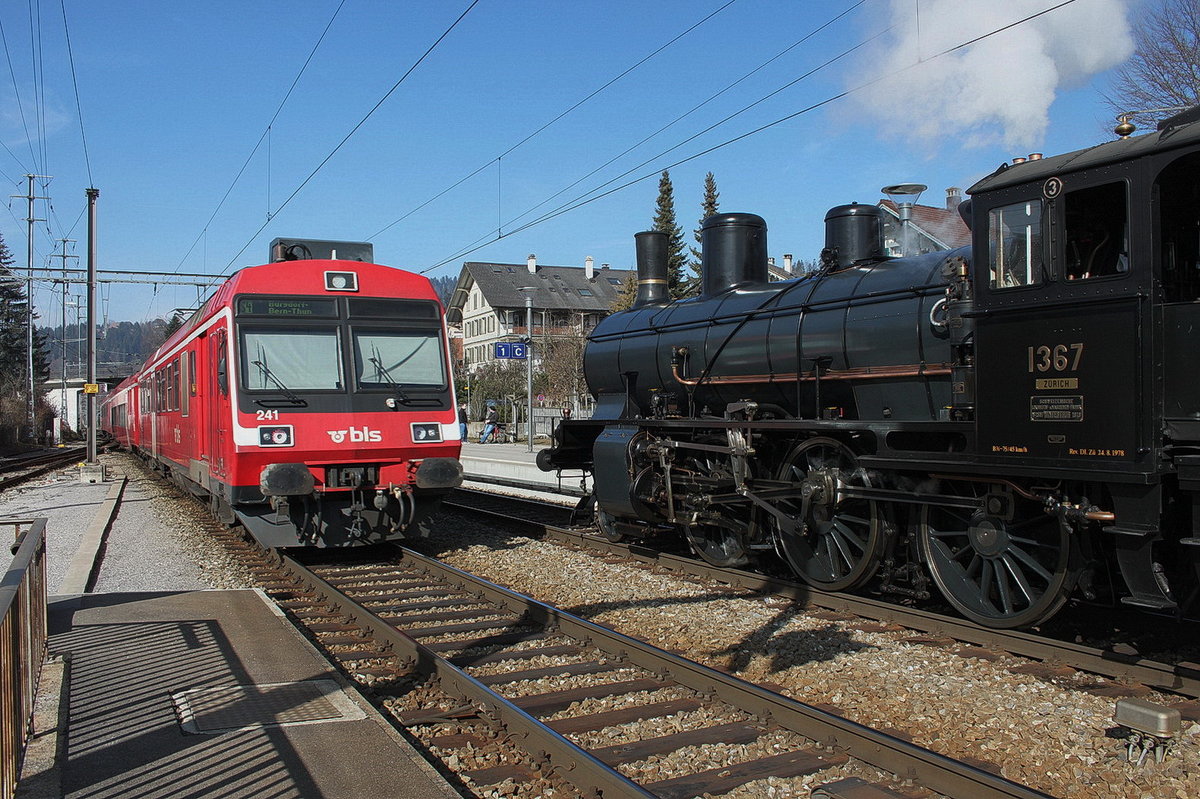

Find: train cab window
[352,330,446,390]
[240,329,343,391]
[1062,182,1128,281]
[1157,151,1200,302]
[988,199,1043,289]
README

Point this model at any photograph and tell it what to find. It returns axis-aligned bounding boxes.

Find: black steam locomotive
[541,108,1200,629]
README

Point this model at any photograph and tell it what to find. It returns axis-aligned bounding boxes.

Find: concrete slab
[49,589,459,799]
[460,441,590,494]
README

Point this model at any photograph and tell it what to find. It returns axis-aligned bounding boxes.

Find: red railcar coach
[101,238,463,547]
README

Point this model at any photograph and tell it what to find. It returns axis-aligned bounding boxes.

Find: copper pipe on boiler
[671,362,952,387]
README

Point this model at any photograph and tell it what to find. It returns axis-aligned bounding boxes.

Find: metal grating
[172,680,365,734]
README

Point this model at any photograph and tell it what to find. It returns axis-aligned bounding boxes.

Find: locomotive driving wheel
[772,437,886,591]
[918,482,1078,629]
[681,438,749,569]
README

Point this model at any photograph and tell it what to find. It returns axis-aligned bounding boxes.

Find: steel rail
[445,488,1200,698]
[279,547,1053,799]
[0,448,87,492]
[275,551,658,799]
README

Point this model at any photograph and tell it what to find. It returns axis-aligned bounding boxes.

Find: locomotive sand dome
[544,110,1200,628]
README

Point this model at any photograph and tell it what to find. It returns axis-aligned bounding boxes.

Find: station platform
[43,588,460,799]
[459,440,591,495]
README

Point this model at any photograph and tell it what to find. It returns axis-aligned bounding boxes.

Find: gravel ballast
[417,509,1199,799]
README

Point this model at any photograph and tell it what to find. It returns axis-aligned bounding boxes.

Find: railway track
[445,486,1200,702]
[0,446,88,491]
[255,544,1051,799]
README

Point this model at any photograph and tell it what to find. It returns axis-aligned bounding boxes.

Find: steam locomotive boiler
[542,108,1200,629]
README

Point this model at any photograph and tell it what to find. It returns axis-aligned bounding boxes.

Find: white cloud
[848,0,1134,150]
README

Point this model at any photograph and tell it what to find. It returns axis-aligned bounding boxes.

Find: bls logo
[326,426,383,444]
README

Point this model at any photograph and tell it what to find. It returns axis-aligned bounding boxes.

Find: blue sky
[1,0,1142,328]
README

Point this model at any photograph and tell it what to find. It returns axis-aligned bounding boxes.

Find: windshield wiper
[252,359,307,407]
[369,350,412,405]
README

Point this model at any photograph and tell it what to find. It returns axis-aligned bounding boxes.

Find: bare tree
[541,334,586,409]
[1108,0,1200,129]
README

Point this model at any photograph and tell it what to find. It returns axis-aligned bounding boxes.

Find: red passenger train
[100,238,463,547]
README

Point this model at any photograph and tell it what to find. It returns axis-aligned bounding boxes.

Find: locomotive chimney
[585,255,594,280]
[527,254,537,274]
[701,212,768,299]
[633,231,670,307]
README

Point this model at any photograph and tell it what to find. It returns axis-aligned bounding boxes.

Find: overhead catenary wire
[495,0,871,242]
[421,0,1078,273]
[58,0,93,188]
[222,0,483,273]
[171,0,350,277]
[0,13,37,173]
[367,0,741,241]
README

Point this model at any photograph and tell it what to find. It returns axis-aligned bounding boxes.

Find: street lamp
[882,183,927,256]
[517,287,535,452]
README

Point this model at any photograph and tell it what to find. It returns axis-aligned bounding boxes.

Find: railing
[0,518,48,799]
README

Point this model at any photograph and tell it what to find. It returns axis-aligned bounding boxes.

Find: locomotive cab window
[988,199,1043,289]
[1157,151,1200,302]
[1063,181,1128,281]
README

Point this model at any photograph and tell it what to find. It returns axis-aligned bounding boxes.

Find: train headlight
[324,270,358,291]
[410,423,442,443]
[259,425,294,447]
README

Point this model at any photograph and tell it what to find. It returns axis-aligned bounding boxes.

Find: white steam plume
[848,0,1134,150]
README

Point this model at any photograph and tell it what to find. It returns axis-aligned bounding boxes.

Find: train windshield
[241,328,343,391]
[352,330,445,390]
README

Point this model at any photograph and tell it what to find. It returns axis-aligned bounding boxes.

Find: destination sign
[236,297,338,318]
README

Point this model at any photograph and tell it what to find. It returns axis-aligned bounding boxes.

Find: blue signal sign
[494,342,528,359]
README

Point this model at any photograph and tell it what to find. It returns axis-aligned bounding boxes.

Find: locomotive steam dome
[823,203,885,269]
[701,212,769,298]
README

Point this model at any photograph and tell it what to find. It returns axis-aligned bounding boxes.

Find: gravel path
[0,456,116,593]
[0,452,253,593]
[91,454,255,592]
[416,509,1200,799]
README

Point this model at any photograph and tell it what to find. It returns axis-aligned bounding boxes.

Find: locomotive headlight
[410,423,442,442]
[259,425,294,447]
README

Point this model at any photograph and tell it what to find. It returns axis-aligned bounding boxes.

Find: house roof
[447,261,634,322]
[878,199,972,249]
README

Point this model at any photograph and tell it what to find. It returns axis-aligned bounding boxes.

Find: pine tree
[652,170,687,299]
[687,172,720,292]
[0,232,51,444]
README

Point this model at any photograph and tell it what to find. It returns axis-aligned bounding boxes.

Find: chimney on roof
[783,253,793,273]
[585,255,594,280]
[945,187,963,211]
[601,263,609,269]
[527,254,537,274]
[768,257,776,267]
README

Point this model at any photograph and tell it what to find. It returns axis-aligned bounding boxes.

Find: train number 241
[1027,343,1084,372]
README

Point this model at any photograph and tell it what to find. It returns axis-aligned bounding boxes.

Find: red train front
[101,238,463,547]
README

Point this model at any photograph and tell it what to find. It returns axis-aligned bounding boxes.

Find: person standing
[458,403,468,441]
[480,404,499,444]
